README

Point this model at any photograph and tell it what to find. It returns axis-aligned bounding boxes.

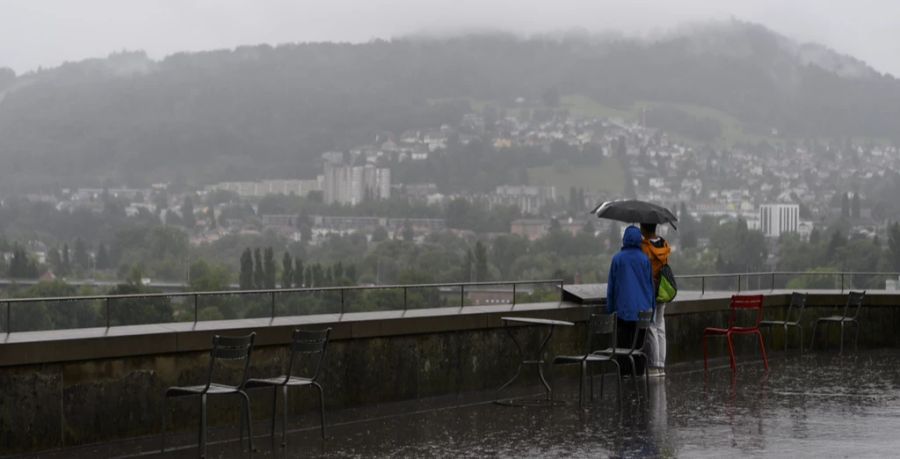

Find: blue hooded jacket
[606,226,655,321]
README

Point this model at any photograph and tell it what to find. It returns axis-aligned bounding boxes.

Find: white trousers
[646,303,667,368]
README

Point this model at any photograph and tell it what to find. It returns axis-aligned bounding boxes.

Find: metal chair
[703,295,768,373]
[760,292,808,353]
[552,313,621,406]
[162,332,256,459]
[593,310,652,397]
[811,291,865,354]
[246,328,331,445]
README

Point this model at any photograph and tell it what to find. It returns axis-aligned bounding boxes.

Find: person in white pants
[648,302,667,372]
[640,223,671,377]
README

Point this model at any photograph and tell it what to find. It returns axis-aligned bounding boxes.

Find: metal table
[496,316,574,406]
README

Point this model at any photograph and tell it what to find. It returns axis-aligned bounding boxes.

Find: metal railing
[676,271,900,296]
[4,271,900,338]
[1,279,565,337]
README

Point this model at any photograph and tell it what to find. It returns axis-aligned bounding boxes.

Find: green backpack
[656,264,677,303]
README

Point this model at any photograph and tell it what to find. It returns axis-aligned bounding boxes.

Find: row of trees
[238,247,359,290]
[46,240,112,276]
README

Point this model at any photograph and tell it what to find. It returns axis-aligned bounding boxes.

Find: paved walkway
[26,349,900,458]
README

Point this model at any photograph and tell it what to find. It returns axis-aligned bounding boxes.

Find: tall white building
[759,204,800,238]
[323,159,391,205]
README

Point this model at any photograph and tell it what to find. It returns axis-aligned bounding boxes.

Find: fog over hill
[0,21,898,192]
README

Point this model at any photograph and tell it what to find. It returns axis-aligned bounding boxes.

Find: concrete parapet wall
[1,291,899,453]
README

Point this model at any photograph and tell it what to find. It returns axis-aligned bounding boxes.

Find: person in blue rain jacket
[606,225,655,366]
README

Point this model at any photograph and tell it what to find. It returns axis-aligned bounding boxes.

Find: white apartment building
[323,161,391,205]
[759,203,800,238]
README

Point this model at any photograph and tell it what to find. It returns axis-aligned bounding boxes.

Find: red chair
[703,295,768,372]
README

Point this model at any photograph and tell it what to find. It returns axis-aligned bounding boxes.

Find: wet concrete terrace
[23,349,900,458]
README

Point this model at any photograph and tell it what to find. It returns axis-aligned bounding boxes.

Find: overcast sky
[3,0,900,76]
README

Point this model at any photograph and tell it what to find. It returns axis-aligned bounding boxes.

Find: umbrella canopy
[590,199,678,229]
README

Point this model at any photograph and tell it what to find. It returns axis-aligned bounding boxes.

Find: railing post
[193,294,199,326]
[701,276,705,296]
[736,274,741,293]
[270,291,276,322]
[559,279,565,308]
[105,297,111,330]
[460,284,465,309]
[512,283,517,306]
[771,272,775,292]
[340,288,345,315]
[6,301,10,337]
[840,273,845,293]
[403,287,408,313]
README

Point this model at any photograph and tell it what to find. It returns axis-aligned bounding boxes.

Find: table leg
[497,324,556,399]
[535,325,555,399]
[497,323,526,393]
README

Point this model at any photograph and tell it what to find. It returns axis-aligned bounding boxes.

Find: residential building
[759,204,800,238]
[205,179,320,198]
[261,214,295,228]
[490,185,557,215]
[322,159,392,205]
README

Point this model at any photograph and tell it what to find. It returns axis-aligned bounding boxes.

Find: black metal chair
[811,291,865,353]
[595,310,652,398]
[246,328,331,445]
[162,332,256,458]
[552,313,621,406]
[760,292,808,353]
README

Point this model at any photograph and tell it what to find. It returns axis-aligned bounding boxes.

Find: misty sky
[3,0,900,76]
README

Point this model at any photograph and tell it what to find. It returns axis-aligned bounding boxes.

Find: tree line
[238,247,359,290]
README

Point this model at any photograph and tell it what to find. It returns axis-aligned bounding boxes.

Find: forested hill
[0,21,898,191]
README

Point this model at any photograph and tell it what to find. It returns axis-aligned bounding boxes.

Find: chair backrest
[728,295,764,328]
[843,291,866,319]
[587,313,616,353]
[629,310,654,352]
[205,332,255,391]
[786,292,808,323]
[284,328,332,383]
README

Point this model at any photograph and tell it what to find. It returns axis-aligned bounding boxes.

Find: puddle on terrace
[30,350,900,459]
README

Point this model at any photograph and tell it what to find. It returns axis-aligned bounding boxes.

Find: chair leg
[599,363,605,400]
[200,394,208,459]
[588,362,595,402]
[240,395,246,448]
[578,361,585,407]
[628,355,639,398]
[271,386,278,439]
[161,396,168,453]
[810,321,819,351]
[839,322,845,355]
[757,331,769,371]
[240,391,254,454]
[610,359,622,404]
[313,382,326,440]
[726,334,736,372]
[783,325,788,353]
[282,386,289,446]
[702,334,709,371]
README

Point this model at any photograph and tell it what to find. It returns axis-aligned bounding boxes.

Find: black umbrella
[590,199,678,230]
